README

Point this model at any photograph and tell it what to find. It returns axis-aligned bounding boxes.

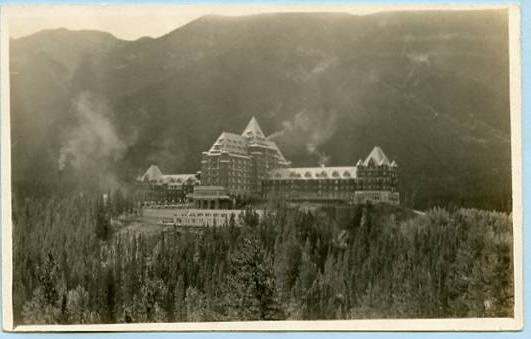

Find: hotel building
[137,117,399,207]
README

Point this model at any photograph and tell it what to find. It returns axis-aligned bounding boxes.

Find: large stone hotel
[136,117,399,208]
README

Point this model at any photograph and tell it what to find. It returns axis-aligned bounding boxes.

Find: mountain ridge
[9,10,512,210]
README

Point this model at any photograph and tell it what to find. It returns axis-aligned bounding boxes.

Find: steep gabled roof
[242,117,266,143]
[242,117,289,164]
[141,165,164,182]
[363,146,391,166]
[207,132,249,156]
[139,165,199,185]
[264,140,290,165]
[204,118,289,166]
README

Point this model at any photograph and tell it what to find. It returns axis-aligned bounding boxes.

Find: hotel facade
[136,117,399,207]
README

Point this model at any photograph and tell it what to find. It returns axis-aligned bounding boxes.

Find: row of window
[264,192,356,199]
[276,171,354,179]
[358,178,397,184]
[355,192,400,200]
[228,184,251,191]
[357,170,397,176]
[204,170,251,178]
[264,179,356,185]
[266,186,356,192]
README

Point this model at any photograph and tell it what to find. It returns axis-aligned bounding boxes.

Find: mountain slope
[9,10,512,210]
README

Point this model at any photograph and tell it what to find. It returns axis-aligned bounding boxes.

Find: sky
[3,3,502,41]
[5,4,379,40]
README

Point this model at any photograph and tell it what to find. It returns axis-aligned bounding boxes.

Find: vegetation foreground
[12,190,513,325]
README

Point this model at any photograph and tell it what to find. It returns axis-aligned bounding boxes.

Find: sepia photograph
[0,3,522,331]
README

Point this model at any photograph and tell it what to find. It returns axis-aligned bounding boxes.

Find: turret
[363,146,391,166]
[242,116,266,142]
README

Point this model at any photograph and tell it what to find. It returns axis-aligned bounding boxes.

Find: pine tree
[39,252,60,306]
[21,252,63,324]
[104,268,116,323]
[296,238,317,293]
[95,196,111,241]
[223,231,285,320]
[65,285,100,324]
[111,189,126,217]
[173,275,186,321]
[274,230,302,301]
[184,286,206,322]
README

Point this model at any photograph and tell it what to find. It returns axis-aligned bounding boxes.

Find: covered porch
[189,185,234,209]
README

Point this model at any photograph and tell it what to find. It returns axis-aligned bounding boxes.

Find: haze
[6,4,385,40]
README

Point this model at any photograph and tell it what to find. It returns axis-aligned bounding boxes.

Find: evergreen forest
[12,186,513,325]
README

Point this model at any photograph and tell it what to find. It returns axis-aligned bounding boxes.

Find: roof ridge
[363,146,391,166]
[242,116,266,138]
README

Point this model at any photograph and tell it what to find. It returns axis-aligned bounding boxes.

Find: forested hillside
[10,10,512,210]
[12,190,513,324]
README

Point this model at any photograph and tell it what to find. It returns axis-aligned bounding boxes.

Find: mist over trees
[10,10,511,211]
[12,189,513,325]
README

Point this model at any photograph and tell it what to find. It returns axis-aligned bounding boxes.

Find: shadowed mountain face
[10,10,512,210]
